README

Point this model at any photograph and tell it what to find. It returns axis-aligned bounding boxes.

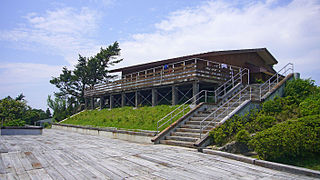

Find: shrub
[284,79,317,104]
[253,115,276,131]
[299,94,320,116]
[262,96,283,115]
[249,114,320,161]
[235,129,250,144]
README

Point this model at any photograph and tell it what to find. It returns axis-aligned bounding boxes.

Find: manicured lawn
[62,105,190,131]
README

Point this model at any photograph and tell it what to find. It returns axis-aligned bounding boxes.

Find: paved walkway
[0,129,316,179]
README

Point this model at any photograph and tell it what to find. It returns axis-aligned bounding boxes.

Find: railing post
[205,91,207,103]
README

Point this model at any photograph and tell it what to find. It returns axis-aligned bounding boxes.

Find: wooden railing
[84,58,241,97]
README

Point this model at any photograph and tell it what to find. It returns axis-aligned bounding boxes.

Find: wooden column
[172,86,178,106]
[121,93,126,107]
[109,95,114,109]
[135,91,139,108]
[85,98,89,109]
[90,97,94,110]
[152,88,158,107]
[100,96,105,110]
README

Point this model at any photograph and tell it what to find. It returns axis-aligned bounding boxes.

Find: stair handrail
[156,90,214,133]
[259,63,294,101]
[200,85,252,139]
[214,68,250,103]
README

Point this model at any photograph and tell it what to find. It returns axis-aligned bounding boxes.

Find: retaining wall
[52,124,154,144]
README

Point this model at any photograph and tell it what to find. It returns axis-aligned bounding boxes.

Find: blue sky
[0,0,319,110]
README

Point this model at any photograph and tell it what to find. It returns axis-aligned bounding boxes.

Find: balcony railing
[84,58,241,97]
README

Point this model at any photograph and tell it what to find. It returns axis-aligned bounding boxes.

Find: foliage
[47,95,72,121]
[284,78,317,104]
[235,129,250,144]
[0,98,27,126]
[249,115,320,161]
[50,42,122,104]
[299,93,320,116]
[62,105,189,131]
[0,94,51,126]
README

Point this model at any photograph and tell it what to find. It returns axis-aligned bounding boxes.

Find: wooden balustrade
[84,58,240,97]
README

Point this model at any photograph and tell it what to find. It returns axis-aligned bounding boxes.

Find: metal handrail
[199,85,252,138]
[214,68,249,103]
[259,63,294,100]
[156,90,214,133]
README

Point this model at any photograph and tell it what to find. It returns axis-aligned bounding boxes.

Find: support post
[109,95,114,109]
[193,81,199,105]
[90,97,94,110]
[135,91,139,108]
[85,98,89,109]
[172,86,178,106]
[152,88,158,107]
[100,96,105,110]
[121,93,126,107]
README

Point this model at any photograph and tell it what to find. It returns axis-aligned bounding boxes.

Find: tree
[50,41,122,105]
[0,98,27,126]
[47,95,70,121]
[46,108,52,118]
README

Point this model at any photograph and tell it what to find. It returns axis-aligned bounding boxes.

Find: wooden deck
[0,129,316,179]
[84,58,241,97]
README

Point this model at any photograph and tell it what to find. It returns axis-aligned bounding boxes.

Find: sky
[0,0,319,110]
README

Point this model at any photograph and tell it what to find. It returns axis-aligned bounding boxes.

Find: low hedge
[249,114,320,161]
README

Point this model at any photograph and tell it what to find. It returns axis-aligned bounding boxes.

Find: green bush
[300,94,320,116]
[249,115,320,161]
[262,96,283,115]
[235,129,250,144]
[284,79,317,104]
[253,115,276,131]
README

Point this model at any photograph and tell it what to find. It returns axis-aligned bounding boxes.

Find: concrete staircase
[159,84,261,148]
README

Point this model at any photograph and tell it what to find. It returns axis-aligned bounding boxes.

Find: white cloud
[0,7,101,66]
[0,63,61,85]
[119,0,320,83]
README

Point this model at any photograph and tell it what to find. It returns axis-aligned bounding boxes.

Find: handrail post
[205,91,207,103]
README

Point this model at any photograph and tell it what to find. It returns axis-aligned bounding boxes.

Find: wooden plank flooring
[0,129,317,179]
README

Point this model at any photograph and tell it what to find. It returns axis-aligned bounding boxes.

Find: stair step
[190,117,214,121]
[160,140,195,148]
[186,121,218,125]
[171,132,200,138]
[165,136,198,142]
[180,124,215,129]
[176,128,210,133]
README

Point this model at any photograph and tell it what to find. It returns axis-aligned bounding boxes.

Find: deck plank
[0,129,317,180]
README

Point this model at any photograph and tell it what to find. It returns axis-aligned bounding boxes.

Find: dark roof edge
[110,48,277,73]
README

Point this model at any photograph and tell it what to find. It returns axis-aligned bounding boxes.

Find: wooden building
[84,48,278,109]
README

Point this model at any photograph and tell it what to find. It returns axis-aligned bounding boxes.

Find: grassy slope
[62,105,189,131]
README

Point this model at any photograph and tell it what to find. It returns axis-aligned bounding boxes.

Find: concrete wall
[1,128,43,135]
[52,124,154,144]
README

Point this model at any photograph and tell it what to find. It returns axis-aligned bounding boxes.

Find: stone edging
[53,123,155,137]
[52,123,155,144]
[202,149,320,178]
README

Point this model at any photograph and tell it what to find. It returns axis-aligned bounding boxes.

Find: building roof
[110,48,278,73]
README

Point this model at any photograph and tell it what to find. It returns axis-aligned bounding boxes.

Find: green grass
[62,105,190,131]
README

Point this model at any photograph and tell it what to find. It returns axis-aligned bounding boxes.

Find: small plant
[235,129,250,144]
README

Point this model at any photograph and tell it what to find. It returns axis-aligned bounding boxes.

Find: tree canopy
[0,94,51,126]
[49,41,122,120]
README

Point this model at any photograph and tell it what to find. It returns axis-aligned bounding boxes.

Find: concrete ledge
[203,149,320,178]
[1,126,43,135]
[203,149,255,164]
[52,124,154,144]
